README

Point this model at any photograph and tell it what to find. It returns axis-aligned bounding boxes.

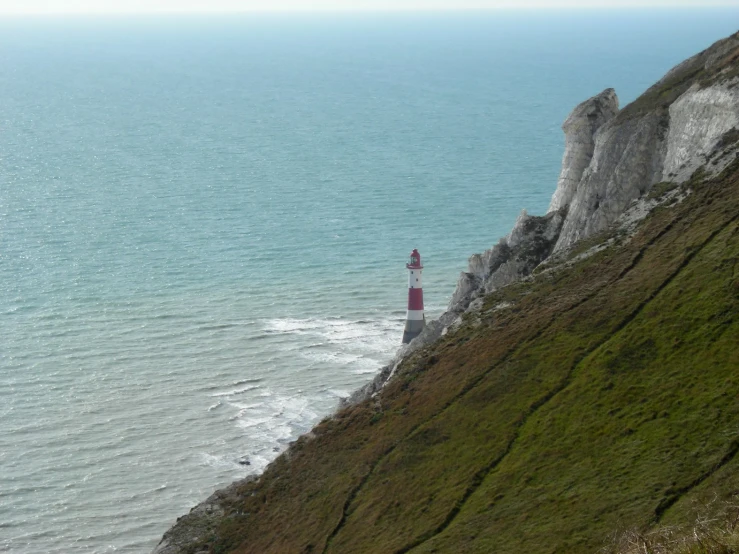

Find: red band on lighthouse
[402,249,426,344]
[407,288,424,310]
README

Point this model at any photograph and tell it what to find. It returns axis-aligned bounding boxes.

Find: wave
[264,316,401,349]
[210,384,262,398]
[201,377,263,393]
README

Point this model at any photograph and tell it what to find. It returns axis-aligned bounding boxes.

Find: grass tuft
[605,498,739,554]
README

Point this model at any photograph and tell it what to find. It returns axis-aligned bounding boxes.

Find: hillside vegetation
[163,148,739,554]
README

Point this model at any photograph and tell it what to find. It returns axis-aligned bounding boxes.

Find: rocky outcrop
[437,32,739,341]
[551,31,739,253]
[548,88,619,212]
[450,31,739,274]
[439,89,619,318]
[448,209,565,314]
[552,108,669,252]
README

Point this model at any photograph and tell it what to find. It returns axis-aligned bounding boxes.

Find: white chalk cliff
[553,33,739,253]
[445,31,739,316]
[548,88,619,213]
[662,82,739,182]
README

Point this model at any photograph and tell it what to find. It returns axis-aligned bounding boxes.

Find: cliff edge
[399,31,739,345]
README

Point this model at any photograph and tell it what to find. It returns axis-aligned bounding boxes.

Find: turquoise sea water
[1,10,738,553]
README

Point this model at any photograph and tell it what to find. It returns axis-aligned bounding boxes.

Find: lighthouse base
[402,317,425,344]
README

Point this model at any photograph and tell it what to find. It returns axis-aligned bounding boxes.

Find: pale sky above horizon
[0,0,738,15]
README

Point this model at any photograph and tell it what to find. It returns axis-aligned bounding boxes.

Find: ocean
[1,9,737,552]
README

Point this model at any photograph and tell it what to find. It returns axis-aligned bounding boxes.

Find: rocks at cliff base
[340,362,394,406]
[152,479,254,554]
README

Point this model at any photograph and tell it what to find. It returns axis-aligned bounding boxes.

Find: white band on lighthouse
[406,309,424,321]
[408,270,422,289]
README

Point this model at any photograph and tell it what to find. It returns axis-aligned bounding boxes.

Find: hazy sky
[1,0,737,14]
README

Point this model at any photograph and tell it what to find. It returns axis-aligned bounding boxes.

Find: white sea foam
[200,453,242,470]
[264,317,401,365]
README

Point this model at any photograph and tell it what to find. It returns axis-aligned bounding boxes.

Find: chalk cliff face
[662,82,739,182]
[552,32,739,253]
[548,88,619,213]
[446,30,739,310]
[552,106,669,252]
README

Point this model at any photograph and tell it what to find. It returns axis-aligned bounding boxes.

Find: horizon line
[0,4,738,16]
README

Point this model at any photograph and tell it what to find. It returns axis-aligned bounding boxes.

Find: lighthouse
[402,249,425,344]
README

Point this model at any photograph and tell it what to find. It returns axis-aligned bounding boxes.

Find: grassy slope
[327,167,739,554]
[411,180,739,554]
[188,156,738,554]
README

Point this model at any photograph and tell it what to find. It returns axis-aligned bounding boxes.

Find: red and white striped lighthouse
[402,248,425,344]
